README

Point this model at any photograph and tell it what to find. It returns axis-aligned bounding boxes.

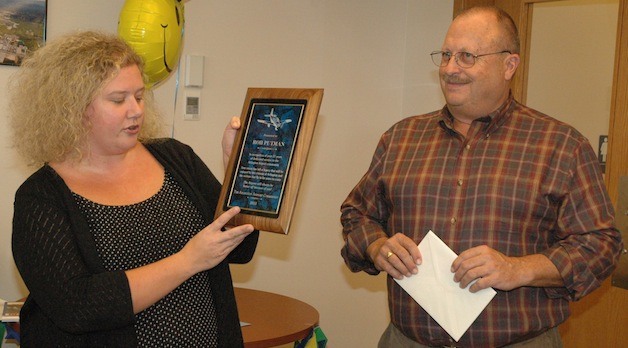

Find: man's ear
[504,53,520,81]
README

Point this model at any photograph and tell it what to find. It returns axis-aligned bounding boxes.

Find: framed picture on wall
[0,0,47,66]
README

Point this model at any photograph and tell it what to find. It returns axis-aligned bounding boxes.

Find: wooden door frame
[606,0,628,205]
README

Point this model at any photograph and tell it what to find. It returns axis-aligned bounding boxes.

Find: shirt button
[457,179,463,186]
[465,144,471,150]
[450,217,457,224]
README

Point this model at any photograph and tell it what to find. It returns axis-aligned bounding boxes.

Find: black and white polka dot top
[73,172,219,347]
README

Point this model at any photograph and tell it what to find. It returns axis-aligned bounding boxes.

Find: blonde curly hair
[8,30,165,166]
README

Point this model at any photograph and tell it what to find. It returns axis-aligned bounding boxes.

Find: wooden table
[235,287,319,348]
[6,291,318,347]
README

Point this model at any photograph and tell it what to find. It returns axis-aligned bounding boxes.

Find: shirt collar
[439,92,516,134]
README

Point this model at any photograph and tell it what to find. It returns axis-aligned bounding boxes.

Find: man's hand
[366,233,422,280]
[451,245,563,293]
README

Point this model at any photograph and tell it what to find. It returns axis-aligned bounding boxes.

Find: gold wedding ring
[386,251,394,259]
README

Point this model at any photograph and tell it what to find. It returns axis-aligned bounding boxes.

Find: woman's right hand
[180,206,254,274]
[127,207,254,313]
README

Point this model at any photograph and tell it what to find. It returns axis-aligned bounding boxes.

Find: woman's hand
[180,206,254,274]
[126,207,254,313]
[222,116,241,169]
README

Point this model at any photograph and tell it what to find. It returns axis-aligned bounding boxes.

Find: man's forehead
[443,16,500,51]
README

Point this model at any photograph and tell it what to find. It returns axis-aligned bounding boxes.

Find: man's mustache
[442,74,471,84]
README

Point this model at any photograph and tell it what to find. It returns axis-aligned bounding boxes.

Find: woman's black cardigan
[12,138,259,347]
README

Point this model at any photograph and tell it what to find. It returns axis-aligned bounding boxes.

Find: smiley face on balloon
[118,0,185,88]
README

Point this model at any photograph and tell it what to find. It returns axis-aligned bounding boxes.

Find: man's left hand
[451,245,563,292]
[451,245,521,292]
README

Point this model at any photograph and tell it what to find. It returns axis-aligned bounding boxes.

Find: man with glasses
[341,5,622,348]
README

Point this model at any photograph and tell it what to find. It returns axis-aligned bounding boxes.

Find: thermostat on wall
[184,94,200,121]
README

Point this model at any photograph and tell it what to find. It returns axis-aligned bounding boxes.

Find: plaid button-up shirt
[341,95,622,347]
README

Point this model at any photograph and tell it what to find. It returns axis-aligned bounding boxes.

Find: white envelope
[394,230,496,341]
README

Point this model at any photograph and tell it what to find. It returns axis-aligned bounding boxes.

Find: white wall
[0,1,452,346]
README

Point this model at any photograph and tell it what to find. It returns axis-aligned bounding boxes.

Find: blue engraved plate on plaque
[226,100,306,217]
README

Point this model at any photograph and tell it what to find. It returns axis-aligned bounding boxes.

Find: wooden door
[454,1,628,347]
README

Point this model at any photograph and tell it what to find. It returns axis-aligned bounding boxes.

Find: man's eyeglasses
[430,50,511,68]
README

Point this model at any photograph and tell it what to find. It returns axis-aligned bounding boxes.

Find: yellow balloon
[118,0,185,88]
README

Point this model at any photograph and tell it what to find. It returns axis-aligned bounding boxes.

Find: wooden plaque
[215,88,323,234]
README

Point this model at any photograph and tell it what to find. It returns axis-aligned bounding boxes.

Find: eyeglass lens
[431,52,475,68]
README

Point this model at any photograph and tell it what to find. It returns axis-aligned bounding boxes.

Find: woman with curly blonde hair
[9,30,258,347]
[9,30,163,165]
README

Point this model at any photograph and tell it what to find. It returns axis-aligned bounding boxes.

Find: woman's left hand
[222,116,241,168]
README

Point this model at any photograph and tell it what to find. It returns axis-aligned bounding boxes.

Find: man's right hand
[366,233,422,279]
